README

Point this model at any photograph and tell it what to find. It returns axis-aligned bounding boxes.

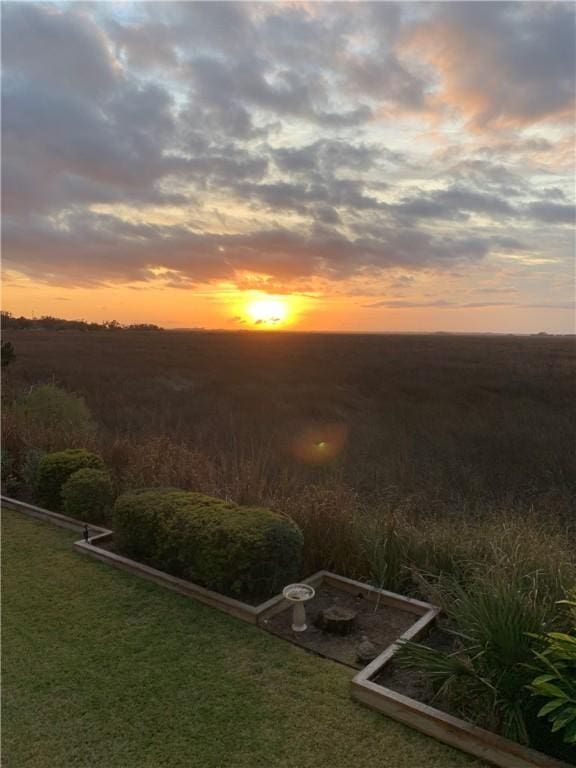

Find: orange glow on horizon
[2,273,573,335]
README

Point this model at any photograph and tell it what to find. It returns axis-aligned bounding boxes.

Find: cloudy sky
[2,1,575,332]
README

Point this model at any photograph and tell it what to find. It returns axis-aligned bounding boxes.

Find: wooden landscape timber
[1,495,110,535]
[258,570,438,624]
[1,495,437,630]
[352,644,571,768]
[2,495,272,624]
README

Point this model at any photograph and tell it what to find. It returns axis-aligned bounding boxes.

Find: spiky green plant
[397,571,551,744]
[359,512,406,598]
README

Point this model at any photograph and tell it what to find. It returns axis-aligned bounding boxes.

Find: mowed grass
[2,511,484,768]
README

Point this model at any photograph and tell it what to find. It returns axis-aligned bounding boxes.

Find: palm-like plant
[396,571,551,744]
[528,590,576,745]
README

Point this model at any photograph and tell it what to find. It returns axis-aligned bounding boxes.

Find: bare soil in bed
[262,584,416,668]
[374,626,458,708]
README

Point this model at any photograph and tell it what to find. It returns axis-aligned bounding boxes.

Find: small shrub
[113,488,303,600]
[13,384,96,451]
[36,449,104,511]
[61,468,115,524]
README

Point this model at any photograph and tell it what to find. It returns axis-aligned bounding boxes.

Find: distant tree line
[0,312,163,332]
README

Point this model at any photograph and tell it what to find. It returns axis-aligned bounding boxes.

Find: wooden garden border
[1,495,292,624]
[1,497,437,632]
[1,495,111,535]
[352,631,571,768]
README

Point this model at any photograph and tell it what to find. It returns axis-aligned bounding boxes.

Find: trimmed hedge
[62,468,115,524]
[113,489,304,600]
[36,449,104,511]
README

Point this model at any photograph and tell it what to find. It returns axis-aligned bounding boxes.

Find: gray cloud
[345,54,427,112]
[2,2,119,96]
[187,54,372,129]
[235,177,384,217]
[1,1,573,298]
[272,139,400,176]
[2,73,182,215]
[387,185,515,222]
[3,206,494,289]
[524,202,575,224]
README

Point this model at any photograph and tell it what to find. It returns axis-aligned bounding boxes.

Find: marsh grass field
[3,328,574,581]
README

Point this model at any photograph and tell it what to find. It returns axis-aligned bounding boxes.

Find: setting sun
[246,298,289,328]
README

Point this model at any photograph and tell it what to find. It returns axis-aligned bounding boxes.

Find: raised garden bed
[1,496,438,656]
[261,573,435,668]
[1,496,267,623]
[352,625,572,768]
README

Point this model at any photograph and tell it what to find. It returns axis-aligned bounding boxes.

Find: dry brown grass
[2,329,575,589]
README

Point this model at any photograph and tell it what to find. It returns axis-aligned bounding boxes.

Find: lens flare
[289,423,349,465]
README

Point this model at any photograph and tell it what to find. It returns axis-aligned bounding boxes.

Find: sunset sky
[2,1,575,333]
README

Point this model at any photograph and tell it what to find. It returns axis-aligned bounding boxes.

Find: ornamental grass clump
[396,571,552,746]
[61,468,115,524]
[358,513,407,596]
[113,488,303,600]
[36,449,105,511]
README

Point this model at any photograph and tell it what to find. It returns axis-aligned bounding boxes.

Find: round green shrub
[61,468,115,524]
[36,449,104,511]
[113,489,304,600]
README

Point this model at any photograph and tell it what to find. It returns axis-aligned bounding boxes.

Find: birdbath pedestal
[282,583,316,632]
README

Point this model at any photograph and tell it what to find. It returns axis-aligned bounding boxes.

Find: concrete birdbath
[282,583,316,632]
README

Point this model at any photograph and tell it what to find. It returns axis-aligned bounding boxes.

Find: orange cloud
[404,5,575,131]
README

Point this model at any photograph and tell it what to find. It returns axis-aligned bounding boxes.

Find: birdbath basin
[282,583,316,632]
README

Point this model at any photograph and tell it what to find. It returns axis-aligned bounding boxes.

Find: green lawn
[2,510,485,768]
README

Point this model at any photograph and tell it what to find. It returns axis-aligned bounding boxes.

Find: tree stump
[315,605,357,635]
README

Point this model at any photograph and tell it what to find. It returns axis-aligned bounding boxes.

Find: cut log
[315,605,357,635]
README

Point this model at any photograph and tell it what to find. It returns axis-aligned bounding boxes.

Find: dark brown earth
[374,626,457,706]
[262,584,416,668]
